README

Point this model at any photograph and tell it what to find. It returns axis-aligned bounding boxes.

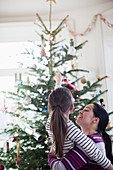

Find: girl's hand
[50,144,55,154]
[107,164,113,170]
[55,69,62,86]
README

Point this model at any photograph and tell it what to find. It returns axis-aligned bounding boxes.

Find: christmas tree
[0,1,113,170]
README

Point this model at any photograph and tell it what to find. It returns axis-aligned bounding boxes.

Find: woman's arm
[48,146,91,170]
[48,153,66,170]
[48,145,113,170]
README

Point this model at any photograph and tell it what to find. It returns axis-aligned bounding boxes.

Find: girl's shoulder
[67,121,75,126]
[67,121,80,131]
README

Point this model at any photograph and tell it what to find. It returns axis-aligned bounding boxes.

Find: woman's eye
[84,109,89,112]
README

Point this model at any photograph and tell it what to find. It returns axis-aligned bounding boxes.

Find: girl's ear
[48,103,51,114]
[70,104,74,111]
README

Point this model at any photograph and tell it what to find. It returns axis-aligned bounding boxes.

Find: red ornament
[0,159,4,170]
[0,164,4,170]
[75,88,79,91]
[12,136,16,142]
[63,79,75,90]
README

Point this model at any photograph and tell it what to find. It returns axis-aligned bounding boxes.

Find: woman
[48,102,113,169]
[47,70,113,169]
[77,103,113,163]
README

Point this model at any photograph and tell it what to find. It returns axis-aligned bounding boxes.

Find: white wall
[51,1,113,105]
[0,1,113,117]
[51,1,113,75]
[102,9,113,136]
[1,1,113,73]
[0,22,38,42]
[1,1,112,75]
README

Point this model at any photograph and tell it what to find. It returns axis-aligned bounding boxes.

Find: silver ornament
[23,96,31,106]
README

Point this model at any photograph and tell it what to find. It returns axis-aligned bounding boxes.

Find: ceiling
[0,0,113,19]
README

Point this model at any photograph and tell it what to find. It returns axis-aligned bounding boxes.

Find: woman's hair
[48,87,73,158]
[93,102,113,163]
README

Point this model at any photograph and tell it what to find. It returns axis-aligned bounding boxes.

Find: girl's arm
[107,165,113,170]
[48,126,113,170]
[45,113,53,144]
[66,123,111,169]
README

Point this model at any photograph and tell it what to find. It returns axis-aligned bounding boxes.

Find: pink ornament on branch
[41,49,46,57]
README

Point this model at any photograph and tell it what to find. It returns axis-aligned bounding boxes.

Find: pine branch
[52,15,69,35]
[80,76,108,96]
[67,69,89,74]
[75,40,88,50]
[54,54,77,67]
[36,13,50,34]
[71,76,85,85]
[51,39,65,46]
[108,111,113,116]
[89,90,108,103]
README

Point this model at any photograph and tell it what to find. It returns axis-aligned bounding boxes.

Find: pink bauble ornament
[41,49,46,57]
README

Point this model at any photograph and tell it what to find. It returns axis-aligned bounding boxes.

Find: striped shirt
[48,133,107,170]
[46,115,111,169]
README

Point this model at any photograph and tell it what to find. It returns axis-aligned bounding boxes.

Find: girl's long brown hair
[48,87,73,158]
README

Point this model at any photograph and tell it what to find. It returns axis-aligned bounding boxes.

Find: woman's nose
[79,110,82,114]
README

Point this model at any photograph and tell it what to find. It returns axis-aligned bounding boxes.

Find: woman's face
[76,104,95,128]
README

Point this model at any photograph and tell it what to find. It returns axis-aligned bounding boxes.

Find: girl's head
[48,87,73,158]
[48,87,73,114]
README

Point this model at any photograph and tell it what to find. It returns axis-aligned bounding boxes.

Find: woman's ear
[70,104,74,111]
[93,117,100,125]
